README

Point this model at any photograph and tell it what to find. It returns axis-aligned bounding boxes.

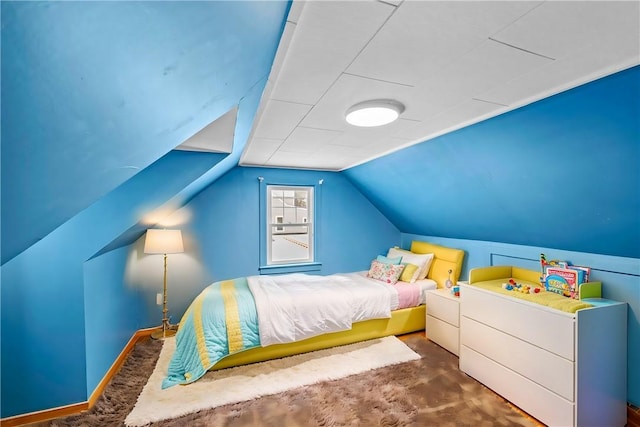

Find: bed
[163,241,464,388]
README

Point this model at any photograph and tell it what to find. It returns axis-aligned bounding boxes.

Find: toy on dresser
[502,278,542,294]
[540,253,591,299]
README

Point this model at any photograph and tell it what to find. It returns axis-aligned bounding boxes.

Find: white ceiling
[239,0,639,171]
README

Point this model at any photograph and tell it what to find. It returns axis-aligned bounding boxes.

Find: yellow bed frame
[212,241,465,371]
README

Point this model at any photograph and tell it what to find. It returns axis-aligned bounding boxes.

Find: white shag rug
[125,336,420,426]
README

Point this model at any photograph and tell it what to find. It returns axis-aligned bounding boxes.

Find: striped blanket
[162,278,260,388]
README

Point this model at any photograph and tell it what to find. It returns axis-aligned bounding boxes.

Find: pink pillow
[367,260,404,285]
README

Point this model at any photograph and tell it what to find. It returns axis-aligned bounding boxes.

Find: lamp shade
[144,229,184,254]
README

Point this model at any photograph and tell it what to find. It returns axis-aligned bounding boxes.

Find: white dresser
[459,283,627,427]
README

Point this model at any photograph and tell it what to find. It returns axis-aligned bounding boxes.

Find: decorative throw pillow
[376,254,402,265]
[387,247,434,280]
[399,263,419,283]
[367,260,404,285]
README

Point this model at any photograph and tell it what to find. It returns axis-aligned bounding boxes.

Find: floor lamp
[144,229,184,340]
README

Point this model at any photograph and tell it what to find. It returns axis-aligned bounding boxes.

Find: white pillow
[387,247,434,281]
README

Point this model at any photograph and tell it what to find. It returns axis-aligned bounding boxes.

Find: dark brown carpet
[40,336,539,427]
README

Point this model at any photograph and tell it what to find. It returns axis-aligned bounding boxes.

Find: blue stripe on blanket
[162,277,260,388]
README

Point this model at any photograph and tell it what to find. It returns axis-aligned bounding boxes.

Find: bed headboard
[410,241,465,288]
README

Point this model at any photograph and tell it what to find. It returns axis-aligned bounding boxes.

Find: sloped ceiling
[2,1,638,264]
[1,1,290,264]
[241,0,639,170]
[344,65,640,259]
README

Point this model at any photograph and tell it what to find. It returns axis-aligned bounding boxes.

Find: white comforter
[247,273,394,347]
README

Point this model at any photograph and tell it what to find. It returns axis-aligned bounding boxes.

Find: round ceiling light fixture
[345,99,405,127]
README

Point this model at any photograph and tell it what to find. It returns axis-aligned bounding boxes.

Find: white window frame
[266,185,314,266]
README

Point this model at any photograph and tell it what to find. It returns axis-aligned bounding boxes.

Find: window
[266,185,314,265]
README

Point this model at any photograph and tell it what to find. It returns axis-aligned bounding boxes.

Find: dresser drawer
[426,315,459,355]
[461,316,574,401]
[426,290,459,327]
[460,345,574,427]
[461,284,575,360]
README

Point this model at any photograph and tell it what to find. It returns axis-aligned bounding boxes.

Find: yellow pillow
[400,263,419,283]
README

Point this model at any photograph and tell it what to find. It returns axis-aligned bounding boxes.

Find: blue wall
[0,150,226,417]
[3,1,639,419]
[1,0,289,418]
[182,166,400,295]
[344,66,640,259]
[399,234,640,406]
[1,0,290,264]
[83,246,146,394]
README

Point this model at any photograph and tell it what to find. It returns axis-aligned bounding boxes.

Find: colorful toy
[502,279,514,290]
[502,278,543,294]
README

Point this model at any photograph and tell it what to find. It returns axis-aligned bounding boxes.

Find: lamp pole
[152,252,177,339]
[145,228,183,340]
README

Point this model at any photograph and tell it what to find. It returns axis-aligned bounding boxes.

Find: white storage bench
[459,282,627,427]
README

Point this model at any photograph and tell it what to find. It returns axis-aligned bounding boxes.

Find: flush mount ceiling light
[345,99,405,127]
